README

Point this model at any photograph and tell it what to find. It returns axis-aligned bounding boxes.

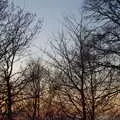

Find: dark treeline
[0,0,119,120]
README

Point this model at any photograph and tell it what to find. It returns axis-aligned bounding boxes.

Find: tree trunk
[81,89,86,120]
[6,77,12,120]
[32,96,37,120]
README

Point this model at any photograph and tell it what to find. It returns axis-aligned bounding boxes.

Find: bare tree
[84,1,120,118]
[22,59,49,120]
[47,15,90,120]
[47,14,119,120]
[0,4,42,120]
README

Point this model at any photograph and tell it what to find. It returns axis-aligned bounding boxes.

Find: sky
[10,0,83,59]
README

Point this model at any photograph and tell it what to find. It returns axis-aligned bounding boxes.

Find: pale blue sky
[10,0,83,58]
